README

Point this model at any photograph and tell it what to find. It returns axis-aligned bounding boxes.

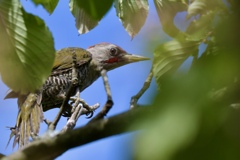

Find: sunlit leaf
[186,11,214,41]
[76,0,113,20]
[153,40,199,84]
[154,0,188,38]
[114,0,149,38]
[187,0,206,19]
[69,0,98,34]
[0,0,55,94]
[187,0,227,19]
[32,0,59,14]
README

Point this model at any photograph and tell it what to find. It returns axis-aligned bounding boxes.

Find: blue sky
[0,0,159,159]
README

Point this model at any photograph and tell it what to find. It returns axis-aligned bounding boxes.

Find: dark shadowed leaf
[153,40,199,84]
[69,0,98,34]
[0,0,55,94]
[135,100,200,160]
[154,0,188,38]
[32,0,59,14]
[76,0,113,20]
[114,0,149,38]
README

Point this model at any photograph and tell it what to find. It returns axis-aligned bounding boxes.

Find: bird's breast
[41,63,101,111]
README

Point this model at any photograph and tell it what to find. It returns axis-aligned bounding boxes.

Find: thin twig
[130,68,153,109]
[61,103,83,132]
[48,50,78,130]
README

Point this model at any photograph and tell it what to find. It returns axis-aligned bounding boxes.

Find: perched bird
[5,42,149,148]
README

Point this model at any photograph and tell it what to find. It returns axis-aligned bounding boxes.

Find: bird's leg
[68,88,80,115]
[130,68,153,109]
[101,69,112,100]
[51,91,99,118]
[88,69,114,124]
[47,94,72,117]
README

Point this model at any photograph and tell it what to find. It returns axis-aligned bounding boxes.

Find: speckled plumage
[41,47,92,111]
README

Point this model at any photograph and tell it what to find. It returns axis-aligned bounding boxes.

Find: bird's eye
[110,48,117,56]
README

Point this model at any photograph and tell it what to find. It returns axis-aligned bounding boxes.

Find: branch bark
[130,68,153,109]
[3,106,153,160]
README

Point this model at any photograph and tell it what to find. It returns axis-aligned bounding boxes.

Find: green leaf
[186,0,206,19]
[136,3,240,159]
[32,0,59,14]
[153,40,199,84]
[114,0,149,38]
[135,103,200,160]
[154,0,188,38]
[186,11,214,41]
[0,0,55,94]
[76,0,113,20]
[187,0,227,19]
[69,0,98,34]
[134,71,234,160]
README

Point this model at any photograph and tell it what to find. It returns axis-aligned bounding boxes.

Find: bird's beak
[122,54,150,63]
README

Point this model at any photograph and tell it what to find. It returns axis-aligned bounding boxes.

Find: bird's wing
[52,47,92,72]
[5,48,92,99]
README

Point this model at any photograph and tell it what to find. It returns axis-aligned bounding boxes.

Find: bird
[4,42,149,148]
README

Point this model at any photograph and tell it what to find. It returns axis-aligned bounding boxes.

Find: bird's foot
[61,104,73,117]
[70,97,98,118]
[61,102,100,132]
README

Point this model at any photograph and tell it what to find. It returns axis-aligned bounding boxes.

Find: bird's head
[87,43,149,71]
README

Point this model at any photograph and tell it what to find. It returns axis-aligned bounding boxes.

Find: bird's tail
[6,92,44,148]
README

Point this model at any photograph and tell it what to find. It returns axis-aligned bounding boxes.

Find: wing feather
[52,47,92,72]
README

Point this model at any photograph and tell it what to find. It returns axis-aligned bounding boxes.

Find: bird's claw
[62,104,73,117]
[85,110,94,119]
[70,97,95,118]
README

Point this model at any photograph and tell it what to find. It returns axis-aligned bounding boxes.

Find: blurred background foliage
[0,0,240,159]
[135,0,240,160]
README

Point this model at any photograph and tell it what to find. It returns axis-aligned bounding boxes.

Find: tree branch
[0,154,5,158]
[130,68,153,109]
[3,106,152,160]
[88,99,113,124]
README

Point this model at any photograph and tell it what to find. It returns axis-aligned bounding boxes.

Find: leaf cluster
[134,1,240,160]
[0,0,55,94]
